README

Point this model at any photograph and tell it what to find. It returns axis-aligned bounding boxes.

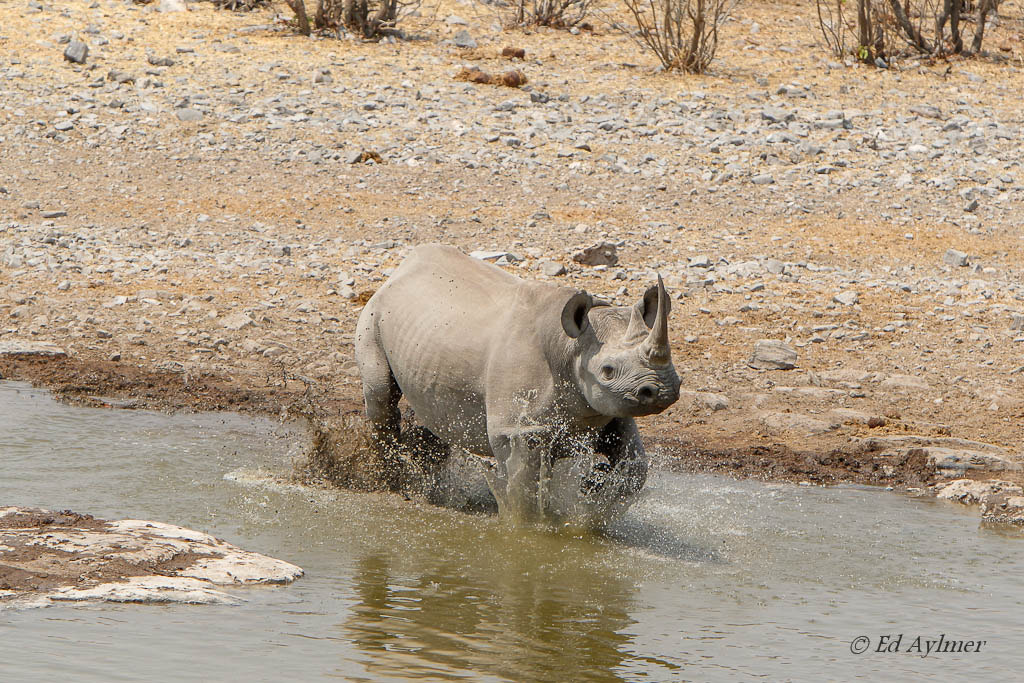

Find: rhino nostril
[637,384,657,402]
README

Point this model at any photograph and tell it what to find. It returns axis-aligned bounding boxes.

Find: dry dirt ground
[2,0,1024,499]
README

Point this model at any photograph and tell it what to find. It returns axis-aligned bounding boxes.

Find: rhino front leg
[590,417,649,520]
[487,427,552,525]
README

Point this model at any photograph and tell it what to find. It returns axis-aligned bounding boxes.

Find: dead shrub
[815,0,1004,62]
[479,0,598,29]
[517,0,599,27]
[622,0,741,73]
[210,0,269,10]
[282,0,420,39]
[316,0,420,39]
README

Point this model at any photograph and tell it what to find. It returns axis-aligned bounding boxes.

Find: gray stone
[41,209,67,218]
[63,40,88,64]
[981,493,1024,525]
[926,448,1022,474]
[909,104,942,119]
[761,107,795,124]
[827,408,882,426]
[469,250,520,263]
[1011,313,1024,331]
[175,108,203,122]
[158,0,187,12]
[107,69,135,84]
[833,290,859,306]
[697,392,729,411]
[540,261,567,276]
[751,173,775,185]
[0,341,67,358]
[937,479,1022,505]
[964,198,979,213]
[879,374,930,392]
[943,248,969,267]
[748,339,797,370]
[570,241,618,267]
[147,54,175,67]
[453,30,477,49]
[222,312,255,331]
[761,412,839,435]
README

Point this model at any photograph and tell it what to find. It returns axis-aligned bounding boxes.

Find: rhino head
[560,276,681,418]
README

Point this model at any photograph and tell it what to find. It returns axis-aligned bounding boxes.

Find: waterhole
[1,381,1020,679]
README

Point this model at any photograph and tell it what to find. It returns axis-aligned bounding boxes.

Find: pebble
[63,40,88,64]
[748,339,798,370]
[453,30,477,49]
[571,242,618,267]
[833,290,859,306]
[175,108,203,122]
[540,261,567,277]
[879,374,931,392]
[943,249,969,267]
[761,411,839,435]
[221,312,255,331]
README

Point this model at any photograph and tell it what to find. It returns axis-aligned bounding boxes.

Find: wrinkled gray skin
[355,244,681,528]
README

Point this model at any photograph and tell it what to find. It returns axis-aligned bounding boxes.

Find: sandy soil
[2,0,1023,495]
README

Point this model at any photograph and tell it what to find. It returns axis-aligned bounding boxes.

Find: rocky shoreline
[2,1,1023,514]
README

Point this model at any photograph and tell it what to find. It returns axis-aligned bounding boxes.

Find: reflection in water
[343,532,639,682]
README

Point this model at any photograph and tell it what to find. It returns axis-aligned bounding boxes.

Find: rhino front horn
[642,274,671,363]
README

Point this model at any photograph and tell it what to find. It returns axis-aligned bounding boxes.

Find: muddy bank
[6,353,1020,498]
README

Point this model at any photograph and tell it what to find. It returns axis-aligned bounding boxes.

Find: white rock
[879,374,930,392]
[937,479,1023,505]
[222,312,255,331]
[158,0,188,12]
[0,341,67,358]
[0,508,302,609]
[760,411,839,435]
[748,339,797,370]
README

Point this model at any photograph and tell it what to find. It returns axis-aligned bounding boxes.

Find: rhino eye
[600,365,615,380]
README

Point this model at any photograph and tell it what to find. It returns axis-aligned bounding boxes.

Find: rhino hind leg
[355,314,402,450]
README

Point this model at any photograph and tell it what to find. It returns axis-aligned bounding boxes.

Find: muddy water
[1,380,1022,679]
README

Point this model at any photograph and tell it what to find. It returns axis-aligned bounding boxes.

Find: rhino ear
[560,290,593,339]
[639,283,670,328]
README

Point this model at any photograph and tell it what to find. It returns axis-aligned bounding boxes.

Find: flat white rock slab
[0,341,67,358]
[0,507,302,609]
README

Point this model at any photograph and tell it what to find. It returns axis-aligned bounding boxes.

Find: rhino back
[368,245,531,454]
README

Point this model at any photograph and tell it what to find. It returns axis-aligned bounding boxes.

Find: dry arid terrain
[2,0,1024,512]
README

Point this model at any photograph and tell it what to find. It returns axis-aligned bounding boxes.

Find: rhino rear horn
[561,290,593,339]
[641,275,671,363]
